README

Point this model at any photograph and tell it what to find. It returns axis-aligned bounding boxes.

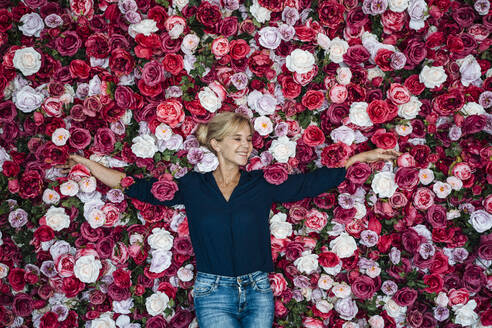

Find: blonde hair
[196,112,253,155]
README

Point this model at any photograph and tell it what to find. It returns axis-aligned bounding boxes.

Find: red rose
[404,74,425,95]
[423,273,444,293]
[367,100,391,124]
[381,10,406,33]
[258,0,284,12]
[18,170,43,199]
[114,86,137,110]
[2,160,20,177]
[301,90,325,110]
[109,48,135,76]
[93,127,116,154]
[248,50,274,78]
[263,163,288,185]
[321,142,351,168]
[374,48,394,71]
[8,268,26,292]
[426,204,447,228]
[404,39,427,67]
[395,167,419,190]
[34,225,55,242]
[481,309,492,326]
[108,283,131,301]
[55,31,82,56]
[343,45,371,67]
[141,60,164,87]
[70,0,94,19]
[333,206,357,224]
[430,251,449,274]
[351,275,376,300]
[432,89,465,116]
[393,287,418,306]
[462,114,487,135]
[318,251,340,267]
[0,101,16,123]
[280,75,301,99]
[346,162,372,184]
[146,316,168,328]
[12,293,32,317]
[318,1,345,29]
[156,99,185,128]
[230,39,250,60]
[85,33,110,59]
[40,311,58,328]
[137,78,162,97]
[447,288,469,306]
[0,9,12,32]
[151,173,178,201]
[169,309,194,328]
[68,127,91,150]
[162,53,183,75]
[196,2,221,28]
[302,125,325,147]
[370,129,397,149]
[69,59,90,80]
[462,264,486,293]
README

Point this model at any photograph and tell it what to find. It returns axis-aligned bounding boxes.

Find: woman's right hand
[55,154,86,175]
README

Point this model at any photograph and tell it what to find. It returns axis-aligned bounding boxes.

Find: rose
[196,2,220,28]
[150,174,178,202]
[419,66,447,89]
[109,48,134,76]
[19,170,43,199]
[13,47,41,76]
[448,288,469,306]
[469,210,492,233]
[352,275,376,300]
[321,142,351,168]
[301,90,324,110]
[371,172,398,198]
[329,84,348,103]
[302,125,325,147]
[349,102,373,126]
[413,187,435,210]
[329,38,349,64]
[294,252,319,274]
[156,99,185,127]
[318,1,345,28]
[370,129,397,149]
[343,45,370,67]
[305,209,327,231]
[74,255,101,283]
[335,297,358,320]
[230,39,250,60]
[286,49,315,74]
[8,268,26,291]
[395,167,419,190]
[387,83,410,105]
[12,293,32,317]
[55,31,82,56]
[330,233,357,258]
[40,312,58,328]
[162,53,183,76]
[69,59,90,79]
[13,86,44,113]
[263,163,288,185]
[19,12,44,37]
[392,287,417,306]
[346,162,372,184]
[45,206,70,231]
[146,291,169,316]
[148,228,174,251]
[258,26,281,49]
[198,87,222,113]
[280,76,301,99]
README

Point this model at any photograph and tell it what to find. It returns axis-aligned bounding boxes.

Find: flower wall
[0,0,491,327]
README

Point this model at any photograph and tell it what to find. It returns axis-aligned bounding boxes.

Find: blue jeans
[193,271,274,328]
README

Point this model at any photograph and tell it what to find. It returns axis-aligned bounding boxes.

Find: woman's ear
[210,138,220,153]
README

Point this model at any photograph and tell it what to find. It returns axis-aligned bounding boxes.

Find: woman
[59,112,400,328]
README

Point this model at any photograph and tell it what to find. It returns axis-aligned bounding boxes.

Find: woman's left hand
[357,148,402,163]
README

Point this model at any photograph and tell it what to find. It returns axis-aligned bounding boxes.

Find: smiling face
[211,123,253,167]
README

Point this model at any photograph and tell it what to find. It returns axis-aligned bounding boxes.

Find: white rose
[19,13,44,37]
[74,255,102,283]
[332,282,351,298]
[389,0,409,12]
[87,208,106,229]
[254,116,273,136]
[91,316,116,328]
[268,136,296,163]
[329,37,349,64]
[368,315,385,328]
[371,171,397,198]
[330,126,355,145]
[418,168,434,185]
[398,96,422,119]
[177,265,194,282]
[270,219,292,239]
[173,0,189,10]
[294,251,319,274]
[60,180,79,196]
[113,300,133,315]
[469,210,492,233]
[13,47,42,76]
[42,189,60,205]
[395,124,413,136]
[446,176,463,191]
[461,102,485,116]
[0,263,8,279]
[181,34,200,55]
[198,87,222,113]
[316,300,333,313]
[148,228,174,250]
[330,233,357,258]
[79,176,97,193]
[317,33,331,51]
[419,66,447,89]
[145,291,169,316]
[384,298,407,318]
[336,67,352,85]
[45,206,71,232]
[13,86,44,113]
[248,90,277,115]
[367,67,385,80]
[149,249,172,273]
[432,181,452,198]
[132,135,158,158]
[458,54,482,87]
[250,0,271,23]
[51,128,70,146]
[317,274,334,290]
[349,102,372,127]
[155,123,173,141]
[435,292,449,308]
[128,19,158,38]
[454,300,479,326]
[286,49,315,74]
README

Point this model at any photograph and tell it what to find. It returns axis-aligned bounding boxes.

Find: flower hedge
[0,0,491,327]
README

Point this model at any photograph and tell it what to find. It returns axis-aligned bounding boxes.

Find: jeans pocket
[252,275,272,294]
[193,279,217,298]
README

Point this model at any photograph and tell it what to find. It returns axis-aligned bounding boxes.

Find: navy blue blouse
[124,166,347,277]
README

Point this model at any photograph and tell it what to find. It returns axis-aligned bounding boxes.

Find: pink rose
[413,187,435,211]
[305,209,328,231]
[93,127,116,154]
[395,167,419,190]
[447,288,469,306]
[141,60,164,87]
[393,287,418,307]
[263,163,289,185]
[351,275,376,300]
[211,37,230,57]
[452,162,472,180]
[329,84,348,103]
[151,173,178,201]
[270,273,287,296]
[397,153,416,167]
[346,162,372,184]
[55,254,75,277]
[387,83,411,105]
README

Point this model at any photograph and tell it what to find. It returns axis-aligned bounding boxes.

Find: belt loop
[248,272,253,283]
[215,275,220,286]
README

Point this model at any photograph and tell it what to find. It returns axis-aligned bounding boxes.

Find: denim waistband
[196,270,267,286]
